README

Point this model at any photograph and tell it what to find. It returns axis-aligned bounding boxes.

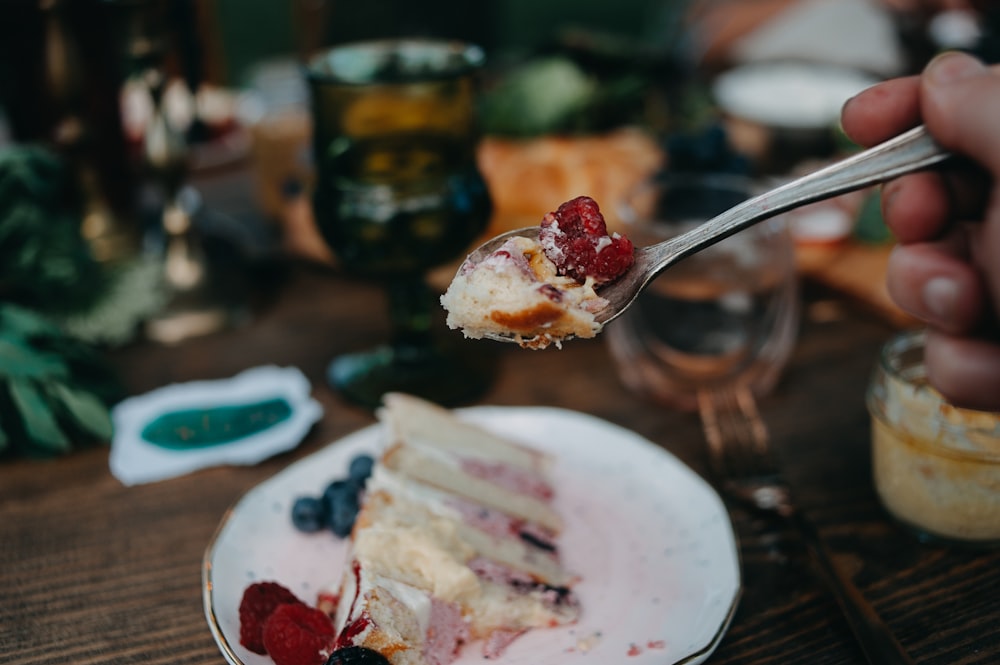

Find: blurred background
[0,0,997,450]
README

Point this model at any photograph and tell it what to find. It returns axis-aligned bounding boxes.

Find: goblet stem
[386,276,434,358]
[327,275,496,410]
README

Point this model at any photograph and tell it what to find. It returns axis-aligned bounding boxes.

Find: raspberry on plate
[262,602,336,665]
[239,581,305,654]
[539,196,634,284]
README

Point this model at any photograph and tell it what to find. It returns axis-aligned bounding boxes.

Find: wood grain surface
[2,262,998,665]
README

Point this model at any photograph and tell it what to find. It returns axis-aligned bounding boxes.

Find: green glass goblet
[306,39,495,409]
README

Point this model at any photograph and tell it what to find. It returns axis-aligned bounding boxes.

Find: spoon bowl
[456,125,950,345]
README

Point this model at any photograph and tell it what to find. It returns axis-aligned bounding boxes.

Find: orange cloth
[476,128,664,234]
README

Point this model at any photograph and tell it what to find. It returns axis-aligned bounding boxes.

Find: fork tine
[698,385,774,481]
[735,387,769,456]
[698,389,916,665]
[698,389,729,474]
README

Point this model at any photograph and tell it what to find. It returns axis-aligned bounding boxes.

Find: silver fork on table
[699,386,916,665]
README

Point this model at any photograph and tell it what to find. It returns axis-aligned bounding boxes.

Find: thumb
[921,51,1000,176]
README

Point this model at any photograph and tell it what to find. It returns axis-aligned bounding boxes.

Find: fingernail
[925,51,986,85]
[923,276,960,322]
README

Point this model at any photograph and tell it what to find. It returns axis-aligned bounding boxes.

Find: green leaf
[0,413,8,453]
[0,338,68,380]
[0,304,62,342]
[479,57,597,137]
[0,146,106,317]
[47,382,113,441]
[9,379,70,452]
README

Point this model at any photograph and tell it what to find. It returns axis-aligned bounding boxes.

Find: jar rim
[305,39,485,86]
[878,328,926,380]
[869,329,1000,463]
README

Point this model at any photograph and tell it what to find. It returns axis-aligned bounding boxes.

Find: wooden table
[2,243,999,665]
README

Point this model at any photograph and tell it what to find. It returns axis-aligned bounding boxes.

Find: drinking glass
[305,39,495,409]
[607,173,799,443]
[108,0,241,344]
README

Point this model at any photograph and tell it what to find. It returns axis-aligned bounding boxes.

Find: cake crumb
[575,631,603,653]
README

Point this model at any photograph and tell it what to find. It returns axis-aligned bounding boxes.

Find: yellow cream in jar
[867,331,1000,545]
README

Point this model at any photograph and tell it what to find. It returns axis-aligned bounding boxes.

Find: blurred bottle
[238,59,313,223]
[0,0,139,263]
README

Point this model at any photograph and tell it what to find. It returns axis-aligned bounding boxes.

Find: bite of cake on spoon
[440,196,634,350]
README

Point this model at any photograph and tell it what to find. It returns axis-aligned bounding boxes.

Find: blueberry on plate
[327,499,358,538]
[325,646,390,664]
[348,454,375,483]
[323,479,361,511]
[290,496,327,533]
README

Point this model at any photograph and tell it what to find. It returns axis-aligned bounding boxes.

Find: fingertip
[839,76,922,146]
[923,276,962,323]
[886,242,985,334]
[921,52,1000,175]
[924,50,987,86]
[839,93,863,141]
[885,245,927,323]
[879,172,951,244]
[924,331,1000,411]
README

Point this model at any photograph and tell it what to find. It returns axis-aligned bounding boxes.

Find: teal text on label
[141,398,294,449]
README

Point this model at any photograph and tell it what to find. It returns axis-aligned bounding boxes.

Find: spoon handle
[651,125,950,271]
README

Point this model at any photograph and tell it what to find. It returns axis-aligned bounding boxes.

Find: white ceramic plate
[713,61,878,130]
[203,406,741,665]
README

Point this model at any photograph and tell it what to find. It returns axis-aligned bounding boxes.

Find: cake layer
[379,393,563,533]
[379,393,549,472]
[368,468,574,587]
[326,393,580,665]
[380,443,562,533]
[330,492,578,663]
[332,561,469,665]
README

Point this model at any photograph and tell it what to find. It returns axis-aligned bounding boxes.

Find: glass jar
[867,330,1000,546]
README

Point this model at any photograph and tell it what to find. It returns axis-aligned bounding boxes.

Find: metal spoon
[459,125,950,344]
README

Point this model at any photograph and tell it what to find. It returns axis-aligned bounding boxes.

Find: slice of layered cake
[325,393,580,665]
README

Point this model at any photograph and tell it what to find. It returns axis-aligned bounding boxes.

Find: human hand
[841,50,1000,411]
[879,0,976,12]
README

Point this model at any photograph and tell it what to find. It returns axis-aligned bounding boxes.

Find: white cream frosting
[382,442,563,532]
[368,466,461,519]
[353,500,480,604]
[440,236,607,348]
[335,561,435,646]
[367,468,574,586]
[369,574,433,634]
[380,393,548,471]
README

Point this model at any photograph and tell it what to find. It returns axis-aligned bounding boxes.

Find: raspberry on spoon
[538,196,634,284]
